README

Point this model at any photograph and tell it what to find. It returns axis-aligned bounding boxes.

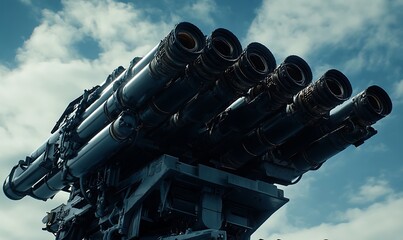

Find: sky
[0,0,402,239]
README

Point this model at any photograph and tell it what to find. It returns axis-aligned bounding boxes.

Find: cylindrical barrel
[76,22,205,141]
[202,55,312,149]
[80,49,156,121]
[329,85,392,126]
[291,122,377,172]
[3,22,205,201]
[273,85,393,160]
[31,112,137,200]
[218,69,352,169]
[138,28,243,129]
[166,42,276,135]
[20,39,156,168]
[3,153,49,200]
[3,129,62,200]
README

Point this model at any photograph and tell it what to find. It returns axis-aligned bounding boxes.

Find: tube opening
[367,94,383,114]
[322,70,352,102]
[326,79,344,98]
[284,55,313,84]
[177,31,197,51]
[286,64,304,85]
[149,22,205,78]
[212,37,233,57]
[295,69,352,117]
[365,85,393,117]
[249,53,267,73]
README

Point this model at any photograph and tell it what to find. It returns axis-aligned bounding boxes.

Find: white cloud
[253,188,403,240]
[0,0,178,163]
[349,177,394,204]
[246,0,398,71]
[252,205,297,239]
[16,9,80,62]
[1,1,400,240]
[393,80,403,101]
[182,0,217,26]
[17,0,174,67]
[368,143,389,152]
[252,176,315,239]
[0,193,69,240]
[253,174,400,240]
[18,0,32,5]
[0,59,100,162]
[0,1,183,239]
[63,0,172,55]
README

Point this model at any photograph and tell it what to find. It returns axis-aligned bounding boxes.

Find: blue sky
[0,0,402,239]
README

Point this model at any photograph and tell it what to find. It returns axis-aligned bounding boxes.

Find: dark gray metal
[40,155,288,239]
[3,22,392,239]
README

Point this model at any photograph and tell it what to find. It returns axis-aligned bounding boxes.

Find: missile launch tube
[81,44,159,121]
[3,130,62,200]
[138,28,243,128]
[291,122,377,171]
[3,22,205,200]
[288,86,392,172]
[203,55,312,147]
[31,112,137,200]
[273,85,393,160]
[329,85,392,126]
[3,153,48,200]
[167,42,276,133]
[219,69,352,169]
[26,42,158,163]
[76,22,205,140]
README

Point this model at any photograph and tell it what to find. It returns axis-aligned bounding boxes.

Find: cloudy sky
[0,0,402,239]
